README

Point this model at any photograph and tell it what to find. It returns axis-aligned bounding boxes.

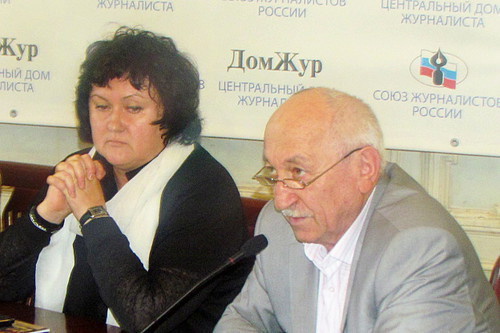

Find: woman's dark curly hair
[76,26,201,145]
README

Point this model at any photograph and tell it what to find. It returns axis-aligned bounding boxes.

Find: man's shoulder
[360,163,476,274]
[374,163,456,232]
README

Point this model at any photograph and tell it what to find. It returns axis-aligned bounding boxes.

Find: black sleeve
[82,147,252,332]
[0,215,52,301]
[0,173,56,302]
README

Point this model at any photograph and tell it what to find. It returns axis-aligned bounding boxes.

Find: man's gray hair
[297,87,386,169]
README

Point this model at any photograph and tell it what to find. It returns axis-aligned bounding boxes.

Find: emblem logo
[410,49,468,89]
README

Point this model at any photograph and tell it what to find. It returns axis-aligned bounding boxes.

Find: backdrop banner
[1,0,499,156]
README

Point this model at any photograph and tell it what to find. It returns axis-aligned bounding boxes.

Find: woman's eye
[127,106,143,113]
[95,104,109,111]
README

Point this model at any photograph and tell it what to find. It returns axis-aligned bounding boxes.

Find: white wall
[0,122,498,277]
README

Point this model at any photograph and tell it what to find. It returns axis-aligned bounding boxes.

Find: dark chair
[490,256,500,303]
[241,197,268,236]
[0,161,52,232]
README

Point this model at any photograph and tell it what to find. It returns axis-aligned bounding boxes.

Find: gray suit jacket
[215,163,500,332]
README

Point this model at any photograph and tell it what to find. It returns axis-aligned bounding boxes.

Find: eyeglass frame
[252,146,365,189]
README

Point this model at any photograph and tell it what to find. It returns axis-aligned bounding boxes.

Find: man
[215,88,499,332]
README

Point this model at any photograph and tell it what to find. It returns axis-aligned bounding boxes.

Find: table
[0,302,122,332]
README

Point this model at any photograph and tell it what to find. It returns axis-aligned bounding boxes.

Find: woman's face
[89,78,166,173]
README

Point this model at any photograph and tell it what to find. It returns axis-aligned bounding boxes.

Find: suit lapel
[289,241,319,332]
[340,167,391,331]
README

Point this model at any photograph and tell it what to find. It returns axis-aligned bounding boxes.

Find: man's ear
[357,146,381,194]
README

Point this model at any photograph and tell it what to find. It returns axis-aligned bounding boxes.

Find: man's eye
[291,168,305,179]
[264,166,277,178]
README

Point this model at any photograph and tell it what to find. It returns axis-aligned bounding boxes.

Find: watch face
[89,206,107,216]
[80,206,109,227]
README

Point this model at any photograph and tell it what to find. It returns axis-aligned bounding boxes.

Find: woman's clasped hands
[37,154,107,223]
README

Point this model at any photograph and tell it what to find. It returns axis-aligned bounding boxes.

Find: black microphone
[140,234,268,333]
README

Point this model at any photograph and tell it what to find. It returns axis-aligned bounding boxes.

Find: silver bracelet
[28,206,61,234]
[29,206,49,233]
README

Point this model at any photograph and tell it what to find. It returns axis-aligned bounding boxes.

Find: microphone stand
[140,235,267,333]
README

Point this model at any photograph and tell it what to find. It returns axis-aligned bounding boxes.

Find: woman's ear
[357,146,382,194]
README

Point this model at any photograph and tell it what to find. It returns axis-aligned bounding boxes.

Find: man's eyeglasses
[252,147,364,190]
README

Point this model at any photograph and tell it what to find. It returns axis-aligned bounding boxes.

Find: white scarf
[34,143,194,326]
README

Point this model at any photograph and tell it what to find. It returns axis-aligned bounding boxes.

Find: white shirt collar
[304,189,375,274]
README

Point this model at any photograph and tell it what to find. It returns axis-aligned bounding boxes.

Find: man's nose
[273,181,297,212]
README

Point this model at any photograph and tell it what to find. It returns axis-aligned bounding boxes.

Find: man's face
[263,92,365,251]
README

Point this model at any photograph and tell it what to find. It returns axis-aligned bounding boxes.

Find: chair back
[241,197,268,236]
[0,161,52,231]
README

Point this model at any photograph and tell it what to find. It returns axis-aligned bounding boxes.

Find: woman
[0,27,252,332]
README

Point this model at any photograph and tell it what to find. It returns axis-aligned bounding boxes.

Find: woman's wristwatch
[79,206,109,228]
